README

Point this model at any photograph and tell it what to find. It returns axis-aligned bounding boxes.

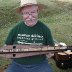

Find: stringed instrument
[0,45,72,59]
[54,50,72,69]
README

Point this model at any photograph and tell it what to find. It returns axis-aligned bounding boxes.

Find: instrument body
[54,51,72,69]
[0,45,72,59]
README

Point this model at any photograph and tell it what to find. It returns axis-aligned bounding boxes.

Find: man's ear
[36,5,39,13]
[37,9,39,13]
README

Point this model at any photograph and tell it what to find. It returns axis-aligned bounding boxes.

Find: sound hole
[13,54,16,57]
[13,46,16,49]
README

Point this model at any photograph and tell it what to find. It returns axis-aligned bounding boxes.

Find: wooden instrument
[0,45,72,59]
[54,50,72,69]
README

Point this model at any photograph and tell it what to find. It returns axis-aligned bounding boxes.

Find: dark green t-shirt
[5,21,54,64]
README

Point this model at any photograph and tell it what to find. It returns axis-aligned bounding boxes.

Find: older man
[5,0,54,72]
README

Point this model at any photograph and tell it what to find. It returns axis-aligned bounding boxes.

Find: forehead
[22,5,38,12]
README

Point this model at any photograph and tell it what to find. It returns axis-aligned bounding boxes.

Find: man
[5,0,54,72]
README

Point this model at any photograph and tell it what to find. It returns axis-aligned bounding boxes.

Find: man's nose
[28,14,33,19]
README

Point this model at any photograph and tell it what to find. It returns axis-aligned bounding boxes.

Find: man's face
[21,5,38,27]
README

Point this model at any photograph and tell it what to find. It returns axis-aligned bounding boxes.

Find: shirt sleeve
[44,26,55,46]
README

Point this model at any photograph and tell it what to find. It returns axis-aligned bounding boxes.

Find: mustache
[25,18,36,21]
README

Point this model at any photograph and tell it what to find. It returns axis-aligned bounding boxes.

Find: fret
[0,45,72,58]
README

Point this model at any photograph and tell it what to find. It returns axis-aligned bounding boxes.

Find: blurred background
[0,0,72,72]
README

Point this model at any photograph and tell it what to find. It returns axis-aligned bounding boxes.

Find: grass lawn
[0,0,72,72]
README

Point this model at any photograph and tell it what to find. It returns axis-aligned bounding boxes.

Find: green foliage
[39,11,72,45]
[0,57,11,70]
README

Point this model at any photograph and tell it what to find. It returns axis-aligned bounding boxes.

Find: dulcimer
[0,45,72,58]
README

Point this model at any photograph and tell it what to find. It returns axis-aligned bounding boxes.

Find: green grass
[0,0,72,71]
[39,11,72,45]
